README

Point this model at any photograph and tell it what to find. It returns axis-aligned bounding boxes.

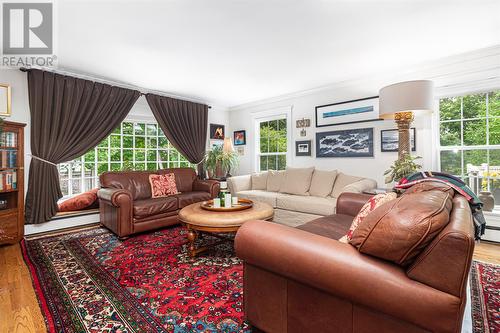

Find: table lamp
[379,80,434,159]
[223,137,234,178]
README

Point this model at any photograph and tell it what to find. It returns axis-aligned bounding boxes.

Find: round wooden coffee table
[178,201,274,257]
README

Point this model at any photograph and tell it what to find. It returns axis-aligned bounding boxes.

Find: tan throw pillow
[267,170,285,192]
[338,192,397,243]
[331,172,363,198]
[309,169,338,197]
[280,167,315,196]
[251,172,268,190]
[349,190,453,266]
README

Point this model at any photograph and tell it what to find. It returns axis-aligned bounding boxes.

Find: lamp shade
[379,80,434,119]
[223,137,234,153]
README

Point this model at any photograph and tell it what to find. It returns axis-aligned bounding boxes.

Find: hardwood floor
[0,240,498,333]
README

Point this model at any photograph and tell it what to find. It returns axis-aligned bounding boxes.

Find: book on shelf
[0,132,17,147]
[0,150,17,168]
[0,170,17,191]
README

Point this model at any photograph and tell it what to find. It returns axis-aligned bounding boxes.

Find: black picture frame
[295,140,312,156]
[233,130,246,146]
[316,128,374,158]
[380,128,416,152]
[315,96,383,128]
[209,123,225,140]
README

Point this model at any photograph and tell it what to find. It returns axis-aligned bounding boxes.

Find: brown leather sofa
[98,168,219,238]
[236,190,475,333]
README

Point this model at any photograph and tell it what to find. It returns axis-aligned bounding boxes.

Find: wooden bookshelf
[0,121,26,245]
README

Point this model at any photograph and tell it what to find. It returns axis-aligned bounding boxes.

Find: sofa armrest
[236,220,460,331]
[193,179,220,198]
[342,178,377,194]
[227,175,252,194]
[98,188,133,207]
[336,192,373,217]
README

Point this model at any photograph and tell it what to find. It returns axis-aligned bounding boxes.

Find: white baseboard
[24,213,100,235]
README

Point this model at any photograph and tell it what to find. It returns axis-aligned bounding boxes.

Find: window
[438,90,500,206]
[58,121,193,197]
[257,117,288,171]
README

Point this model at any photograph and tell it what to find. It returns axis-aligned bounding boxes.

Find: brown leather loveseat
[98,168,219,238]
[236,185,475,333]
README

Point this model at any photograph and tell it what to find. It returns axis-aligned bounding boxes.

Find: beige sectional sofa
[227,167,377,226]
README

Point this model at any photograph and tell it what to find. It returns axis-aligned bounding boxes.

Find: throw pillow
[149,173,179,198]
[309,169,338,197]
[331,173,363,198]
[338,192,397,243]
[280,167,315,196]
[349,190,453,266]
[251,172,268,190]
[58,188,99,212]
[267,170,285,192]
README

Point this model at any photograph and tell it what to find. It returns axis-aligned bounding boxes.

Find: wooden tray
[201,198,254,212]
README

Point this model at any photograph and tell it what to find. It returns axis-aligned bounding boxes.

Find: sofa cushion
[100,171,156,200]
[251,172,268,190]
[280,167,315,196]
[297,214,353,240]
[237,190,279,208]
[331,173,363,198]
[349,190,453,266]
[149,173,179,198]
[176,191,211,208]
[267,170,285,192]
[58,188,98,212]
[277,194,336,216]
[309,169,338,197]
[133,197,178,218]
[158,168,197,193]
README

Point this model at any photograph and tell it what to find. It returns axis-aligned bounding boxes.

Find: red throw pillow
[339,192,397,243]
[58,188,99,212]
[149,173,179,198]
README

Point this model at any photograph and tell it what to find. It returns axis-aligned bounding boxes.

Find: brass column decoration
[394,111,414,160]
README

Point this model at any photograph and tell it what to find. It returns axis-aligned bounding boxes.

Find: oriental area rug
[23,226,499,333]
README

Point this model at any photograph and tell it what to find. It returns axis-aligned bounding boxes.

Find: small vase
[479,191,495,212]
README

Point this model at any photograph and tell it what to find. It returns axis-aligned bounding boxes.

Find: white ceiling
[57,0,500,107]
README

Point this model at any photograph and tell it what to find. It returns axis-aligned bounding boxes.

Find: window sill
[53,208,99,220]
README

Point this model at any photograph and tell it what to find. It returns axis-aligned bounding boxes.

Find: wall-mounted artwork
[315,96,381,127]
[209,123,225,140]
[295,140,312,156]
[381,128,416,152]
[0,84,12,116]
[233,130,246,146]
[316,128,374,158]
[209,139,223,150]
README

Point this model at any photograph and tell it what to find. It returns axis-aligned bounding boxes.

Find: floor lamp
[379,80,434,160]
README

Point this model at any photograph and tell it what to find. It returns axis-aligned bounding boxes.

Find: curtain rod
[19,67,212,109]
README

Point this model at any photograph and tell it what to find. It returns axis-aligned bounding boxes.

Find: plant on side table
[384,154,422,185]
[204,144,239,180]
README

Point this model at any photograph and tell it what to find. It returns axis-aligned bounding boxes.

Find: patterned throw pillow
[58,188,99,212]
[339,192,397,243]
[149,173,179,198]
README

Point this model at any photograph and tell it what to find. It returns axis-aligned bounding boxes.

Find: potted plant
[204,145,239,179]
[384,155,422,185]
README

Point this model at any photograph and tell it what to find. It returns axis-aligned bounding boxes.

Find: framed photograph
[233,130,246,146]
[0,84,12,117]
[381,128,416,152]
[210,123,225,140]
[295,140,312,156]
[209,139,223,150]
[315,96,381,127]
[316,128,374,158]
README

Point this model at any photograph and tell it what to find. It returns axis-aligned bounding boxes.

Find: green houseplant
[384,154,422,184]
[205,145,239,179]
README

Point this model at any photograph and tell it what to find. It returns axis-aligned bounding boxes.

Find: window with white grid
[257,117,288,171]
[58,121,194,197]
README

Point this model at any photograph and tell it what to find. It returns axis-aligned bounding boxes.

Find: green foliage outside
[259,119,287,171]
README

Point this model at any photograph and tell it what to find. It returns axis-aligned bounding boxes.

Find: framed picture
[0,84,12,116]
[381,128,416,152]
[315,96,381,127]
[210,123,225,140]
[295,140,312,156]
[209,139,223,150]
[316,128,374,158]
[233,130,246,146]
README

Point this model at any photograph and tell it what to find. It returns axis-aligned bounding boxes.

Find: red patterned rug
[22,226,250,333]
[470,260,500,333]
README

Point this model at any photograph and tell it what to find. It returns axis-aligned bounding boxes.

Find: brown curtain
[145,94,208,177]
[25,69,140,224]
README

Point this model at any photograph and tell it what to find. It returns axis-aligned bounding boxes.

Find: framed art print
[316,128,374,158]
[233,130,246,146]
[315,96,381,127]
[295,140,311,156]
[0,84,12,117]
[381,128,416,152]
[210,123,225,140]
